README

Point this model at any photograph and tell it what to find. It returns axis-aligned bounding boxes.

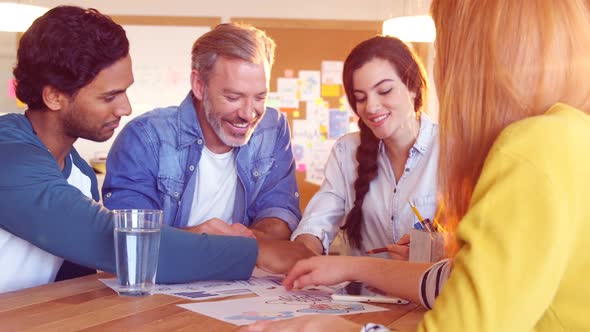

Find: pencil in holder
[409,228,446,263]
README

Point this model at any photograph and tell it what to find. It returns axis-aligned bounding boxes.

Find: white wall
[34,0,413,21]
[0,31,19,114]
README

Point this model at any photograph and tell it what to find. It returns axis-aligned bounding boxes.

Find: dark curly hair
[340,36,428,249]
[13,6,129,110]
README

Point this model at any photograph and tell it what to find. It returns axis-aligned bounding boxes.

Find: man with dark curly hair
[0,5,301,294]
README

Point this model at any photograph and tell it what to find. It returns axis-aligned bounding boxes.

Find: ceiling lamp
[0,2,48,32]
[382,15,436,43]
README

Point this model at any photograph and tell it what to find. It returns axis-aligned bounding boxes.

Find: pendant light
[0,2,48,32]
[382,0,435,43]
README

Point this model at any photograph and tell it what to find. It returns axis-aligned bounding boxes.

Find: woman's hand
[282,255,365,290]
[237,314,361,332]
[386,234,410,260]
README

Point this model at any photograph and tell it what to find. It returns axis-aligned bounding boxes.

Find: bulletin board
[231,18,382,212]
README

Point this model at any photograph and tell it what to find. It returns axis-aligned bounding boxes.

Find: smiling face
[192,56,269,152]
[352,57,417,141]
[60,54,134,142]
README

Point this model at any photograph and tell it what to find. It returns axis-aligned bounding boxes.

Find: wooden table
[0,273,426,331]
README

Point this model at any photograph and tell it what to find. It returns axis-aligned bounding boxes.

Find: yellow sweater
[419,104,590,331]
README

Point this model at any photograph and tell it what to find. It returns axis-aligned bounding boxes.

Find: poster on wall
[305,139,336,186]
[298,70,321,102]
[328,109,349,139]
[321,60,343,85]
[277,77,299,95]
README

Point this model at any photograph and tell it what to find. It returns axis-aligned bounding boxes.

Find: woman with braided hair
[291,36,439,258]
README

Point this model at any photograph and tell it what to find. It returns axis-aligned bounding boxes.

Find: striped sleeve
[419,258,453,309]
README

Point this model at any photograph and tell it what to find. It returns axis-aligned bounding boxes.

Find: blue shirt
[103,93,301,230]
[0,113,258,285]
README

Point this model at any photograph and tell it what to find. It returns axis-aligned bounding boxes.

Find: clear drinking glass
[113,209,162,296]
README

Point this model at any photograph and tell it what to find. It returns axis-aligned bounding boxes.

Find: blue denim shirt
[103,93,301,230]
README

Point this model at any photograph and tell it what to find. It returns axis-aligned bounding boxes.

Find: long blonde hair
[431,0,590,253]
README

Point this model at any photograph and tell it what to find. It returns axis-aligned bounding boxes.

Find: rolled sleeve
[291,223,330,254]
[248,111,302,227]
[291,141,348,254]
[256,207,300,231]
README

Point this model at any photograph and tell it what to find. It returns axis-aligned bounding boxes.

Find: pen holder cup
[409,229,446,263]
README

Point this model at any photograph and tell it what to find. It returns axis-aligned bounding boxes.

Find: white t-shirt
[187,146,237,227]
[0,155,92,293]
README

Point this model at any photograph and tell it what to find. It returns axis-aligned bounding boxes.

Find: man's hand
[183,218,255,238]
[251,217,292,241]
[256,240,317,274]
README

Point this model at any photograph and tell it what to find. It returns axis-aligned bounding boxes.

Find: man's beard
[203,88,252,148]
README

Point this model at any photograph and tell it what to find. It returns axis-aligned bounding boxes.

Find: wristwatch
[361,323,391,332]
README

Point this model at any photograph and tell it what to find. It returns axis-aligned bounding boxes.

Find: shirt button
[405,168,410,172]
[173,192,179,198]
[105,192,112,198]
[294,192,300,198]
[189,165,195,171]
[253,170,260,177]
[197,139,203,145]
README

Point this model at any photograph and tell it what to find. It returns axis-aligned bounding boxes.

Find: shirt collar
[377,112,437,155]
[176,92,204,148]
[412,112,437,154]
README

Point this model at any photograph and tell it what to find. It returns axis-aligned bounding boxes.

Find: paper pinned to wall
[6,79,15,98]
[277,77,299,95]
[291,119,319,172]
[305,139,336,186]
[321,60,343,85]
[321,84,340,97]
[298,70,321,102]
[328,109,349,139]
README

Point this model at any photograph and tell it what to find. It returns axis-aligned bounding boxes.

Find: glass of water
[113,209,162,296]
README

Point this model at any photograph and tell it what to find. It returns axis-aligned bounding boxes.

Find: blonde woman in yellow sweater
[240,0,590,331]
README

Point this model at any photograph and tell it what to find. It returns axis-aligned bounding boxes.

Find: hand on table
[238,314,361,332]
[182,218,256,238]
[282,255,362,290]
[256,240,318,274]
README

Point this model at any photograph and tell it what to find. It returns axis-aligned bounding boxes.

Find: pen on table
[366,247,389,254]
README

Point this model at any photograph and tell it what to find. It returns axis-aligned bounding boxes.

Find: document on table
[178,288,388,326]
[99,278,254,300]
[101,268,388,326]
[99,268,288,301]
[176,268,387,326]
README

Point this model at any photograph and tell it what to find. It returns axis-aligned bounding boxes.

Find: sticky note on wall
[7,79,16,98]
